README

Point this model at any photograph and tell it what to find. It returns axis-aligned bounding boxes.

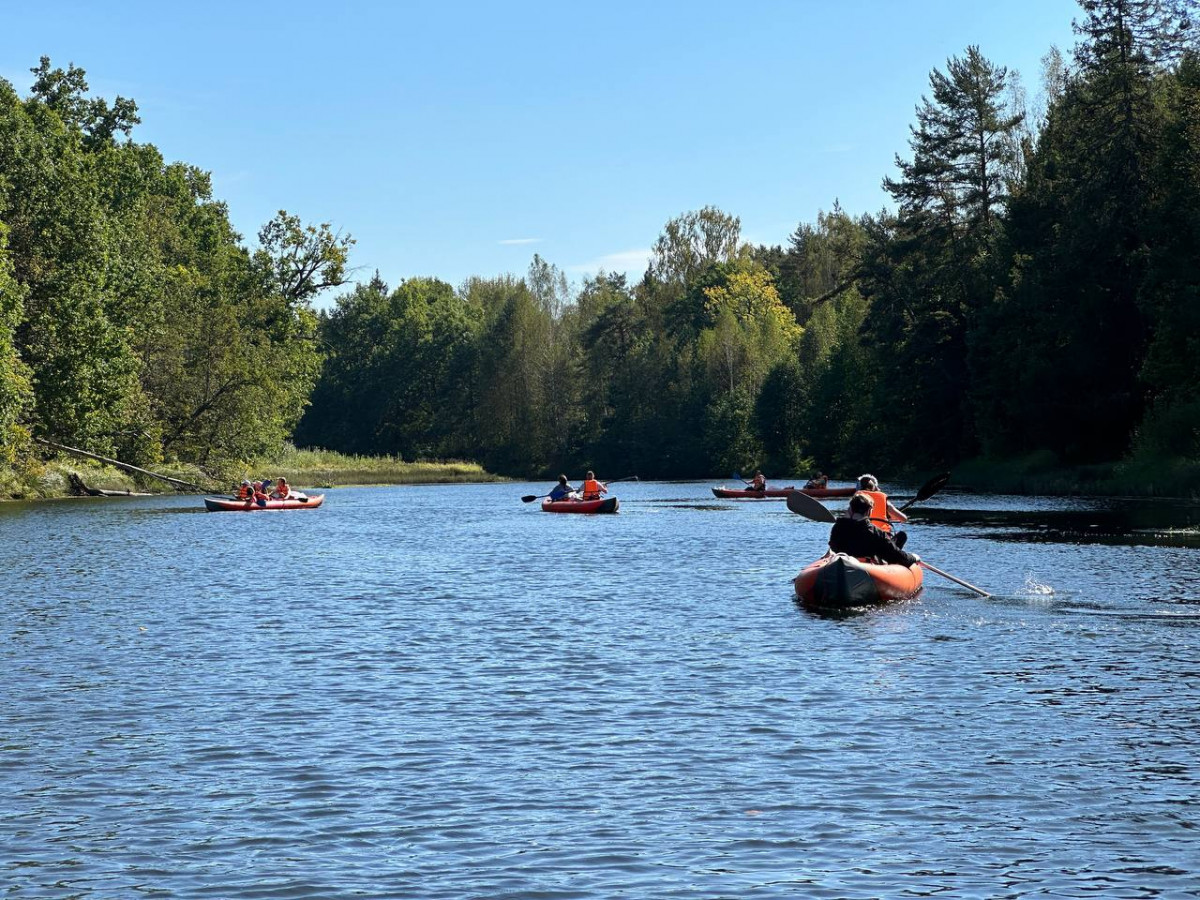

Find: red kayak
[204,494,325,512]
[712,485,856,499]
[794,552,923,611]
[541,496,619,514]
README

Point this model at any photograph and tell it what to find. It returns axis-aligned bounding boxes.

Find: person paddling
[235,479,254,501]
[748,470,767,492]
[804,472,829,490]
[829,493,920,567]
[548,474,576,502]
[252,480,270,506]
[855,473,908,545]
[580,471,607,500]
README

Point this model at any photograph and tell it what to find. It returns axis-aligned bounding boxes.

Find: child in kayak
[548,474,577,502]
[828,493,919,567]
[855,473,908,534]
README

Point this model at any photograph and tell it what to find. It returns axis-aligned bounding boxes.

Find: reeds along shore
[0,448,500,502]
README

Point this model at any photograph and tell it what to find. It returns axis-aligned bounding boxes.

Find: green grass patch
[240,445,501,489]
[1,444,500,501]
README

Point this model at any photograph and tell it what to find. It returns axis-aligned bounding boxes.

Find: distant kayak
[541,496,619,514]
[793,552,923,611]
[204,494,324,512]
[712,485,856,500]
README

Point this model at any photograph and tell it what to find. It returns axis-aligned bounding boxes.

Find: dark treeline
[300,0,1200,480]
[3,0,1199,486]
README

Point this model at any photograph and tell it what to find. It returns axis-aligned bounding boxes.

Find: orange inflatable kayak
[204,494,324,512]
[541,496,619,514]
[712,485,856,499]
[794,552,923,610]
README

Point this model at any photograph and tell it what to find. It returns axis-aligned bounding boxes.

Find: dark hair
[558,474,568,485]
[849,492,873,515]
[586,470,595,479]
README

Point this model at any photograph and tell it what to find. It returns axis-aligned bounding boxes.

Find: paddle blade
[897,471,952,512]
[521,494,540,503]
[915,471,951,503]
[786,490,837,523]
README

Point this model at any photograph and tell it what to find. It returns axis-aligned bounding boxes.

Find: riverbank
[0,446,501,501]
[242,446,501,489]
[950,453,1200,499]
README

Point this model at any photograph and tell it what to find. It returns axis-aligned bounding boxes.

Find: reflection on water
[2,481,1199,898]
[914,496,1200,548]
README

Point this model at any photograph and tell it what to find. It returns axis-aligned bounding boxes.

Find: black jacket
[828,516,918,566]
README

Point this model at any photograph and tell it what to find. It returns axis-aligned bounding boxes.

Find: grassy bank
[0,445,500,501]
[0,458,214,501]
[240,446,500,488]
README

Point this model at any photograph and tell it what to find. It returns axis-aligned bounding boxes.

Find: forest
[2,0,1199,488]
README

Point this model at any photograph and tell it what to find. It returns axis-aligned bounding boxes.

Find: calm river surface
[3,481,1199,898]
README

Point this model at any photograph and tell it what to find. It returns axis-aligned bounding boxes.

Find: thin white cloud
[567,248,653,276]
[498,237,543,245]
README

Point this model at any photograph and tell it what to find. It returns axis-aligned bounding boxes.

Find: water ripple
[2,482,1199,897]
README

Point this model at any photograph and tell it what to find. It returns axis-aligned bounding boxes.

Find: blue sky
[2,1,1080,301]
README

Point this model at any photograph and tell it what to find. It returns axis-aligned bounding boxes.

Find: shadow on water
[914,501,1200,549]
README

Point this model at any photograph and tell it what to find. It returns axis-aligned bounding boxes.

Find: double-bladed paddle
[786,489,836,522]
[521,475,638,503]
[896,471,951,512]
[786,476,990,597]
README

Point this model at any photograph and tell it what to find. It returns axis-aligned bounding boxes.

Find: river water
[2,481,1198,898]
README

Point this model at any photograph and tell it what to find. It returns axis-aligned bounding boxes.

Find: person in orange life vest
[828,493,919,566]
[749,470,767,491]
[235,480,254,501]
[271,477,291,500]
[856,473,908,547]
[252,480,270,506]
[580,471,606,500]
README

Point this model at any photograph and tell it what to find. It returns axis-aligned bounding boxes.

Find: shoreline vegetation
[4,446,1199,503]
[3,13,1199,504]
[0,446,500,503]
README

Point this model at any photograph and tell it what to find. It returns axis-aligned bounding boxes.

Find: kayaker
[749,471,767,492]
[252,481,270,505]
[855,473,908,535]
[804,472,829,490]
[548,474,576,502]
[235,479,254,501]
[271,477,291,500]
[580,471,607,500]
[829,493,920,567]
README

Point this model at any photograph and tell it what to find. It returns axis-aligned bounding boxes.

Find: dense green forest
[0,58,351,484]
[3,0,1199,489]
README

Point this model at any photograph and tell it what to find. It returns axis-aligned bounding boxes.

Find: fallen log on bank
[68,473,154,497]
[35,438,212,492]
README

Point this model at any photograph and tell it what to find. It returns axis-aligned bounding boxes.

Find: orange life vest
[274,483,290,499]
[582,478,604,499]
[236,485,253,500]
[860,490,893,532]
